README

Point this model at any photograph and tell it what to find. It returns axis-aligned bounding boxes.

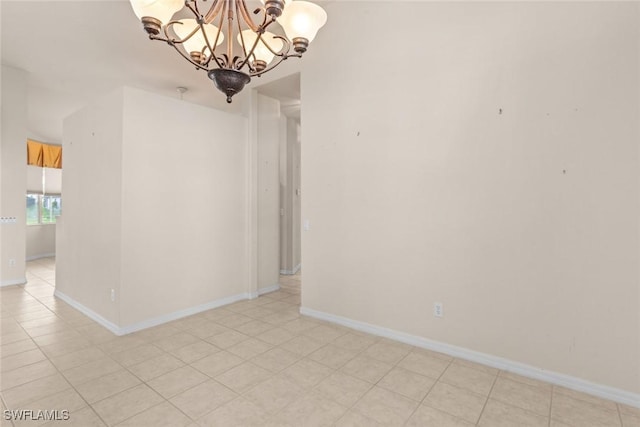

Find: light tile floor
[1,259,638,426]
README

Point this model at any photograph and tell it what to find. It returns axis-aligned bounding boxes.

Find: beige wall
[301,2,639,394]
[280,116,301,274]
[26,225,56,260]
[279,115,290,273]
[291,121,301,270]
[58,88,124,325]
[119,87,248,326]
[1,66,27,286]
[58,86,252,328]
[59,86,250,329]
[257,94,281,290]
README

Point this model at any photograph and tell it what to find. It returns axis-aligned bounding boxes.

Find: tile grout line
[239,320,378,424]
[15,263,175,426]
[407,352,457,425]
[327,338,410,424]
[616,402,624,427]
[129,306,297,424]
[6,268,632,425]
[189,377,243,423]
[0,393,15,427]
[8,267,109,426]
[473,369,499,425]
[549,385,554,427]
[396,355,452,425]
[121,312,302,423]
[91,323,250,426]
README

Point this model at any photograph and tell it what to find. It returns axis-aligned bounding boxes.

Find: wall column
[1,65,28,286]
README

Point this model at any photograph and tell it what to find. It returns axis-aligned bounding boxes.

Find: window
[26,194,39,225]
[26,194,61,225]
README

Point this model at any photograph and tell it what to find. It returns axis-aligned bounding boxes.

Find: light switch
[303,220,310,231]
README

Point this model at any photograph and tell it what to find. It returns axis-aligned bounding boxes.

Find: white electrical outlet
[434,302,443,318]
[9,259,16,267]
[110,289,115,302]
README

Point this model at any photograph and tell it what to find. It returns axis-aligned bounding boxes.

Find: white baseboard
[280,264,301,275]
[0,278,27,287]
[26,253,56,261]
[117,292,252,335]
[54,290,121,334]
[300,306,640,409]
[258,284,281,296]
[54,290,254,336]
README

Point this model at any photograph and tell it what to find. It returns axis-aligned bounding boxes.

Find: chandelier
[129,0,327,103]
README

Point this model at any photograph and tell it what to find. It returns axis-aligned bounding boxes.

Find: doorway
[255,73,302,297]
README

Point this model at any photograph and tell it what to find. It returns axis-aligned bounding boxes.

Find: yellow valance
[27,139,62,169]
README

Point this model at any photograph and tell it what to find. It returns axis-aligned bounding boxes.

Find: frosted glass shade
[129,0,183,24]
[239,30,284,64]
[278,1,327,43]
[174,19,224,55]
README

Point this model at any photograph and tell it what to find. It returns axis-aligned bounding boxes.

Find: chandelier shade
[278,1,327,47]
[173,19,224,59]
[237,30,284,66]
[130,0,183,28]
[129,0,327,103]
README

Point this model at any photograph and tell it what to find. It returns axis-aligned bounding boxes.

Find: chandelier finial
[208,69,251,103]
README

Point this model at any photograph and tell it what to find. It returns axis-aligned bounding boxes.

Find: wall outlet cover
[434,302,443,318]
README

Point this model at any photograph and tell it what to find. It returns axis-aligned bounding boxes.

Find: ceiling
[255,73,301,120]
[0,0,304,142]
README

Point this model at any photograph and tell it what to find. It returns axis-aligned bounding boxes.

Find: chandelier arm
[258,7,272,32]
[237,0,261,33]
[236,30,279,72]
[235,14,277,71]
[185,0,200,18]
[145,21,176,44]
[260,33,287,56]
[236,5,272,71]
[168,41,211,71]
[157,19,224,70]
[199,20,226,70]
[158,19,218,67]
[249,51,302,77]
[237,33,262,72]
[201,2,228,68]
[165,20,201,48]
[234,2,254,72]
[246,36,297,77]
[148,18,184,43]
[203,0,224,25]
[233,57,246,69]
[149,33,170,43]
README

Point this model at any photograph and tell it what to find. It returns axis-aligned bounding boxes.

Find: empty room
[1,1,638,426]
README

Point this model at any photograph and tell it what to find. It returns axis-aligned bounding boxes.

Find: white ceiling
[0,0,304,142]
[255,73,301,119]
